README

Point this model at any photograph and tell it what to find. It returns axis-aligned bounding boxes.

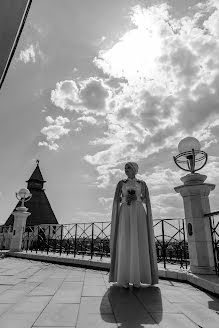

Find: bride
[109,162,158,288]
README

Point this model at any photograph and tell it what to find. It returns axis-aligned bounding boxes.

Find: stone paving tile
[27,269,55,282]
[0,312,43,328]
[150,313,198,328]
[0,289,34,303]
[0,296,51,328]
[16,268,41,279]
[189,292,219,311]
[49,269,70,279]
[0,285,11,293]
[29,278,63,296]
[79,296,113,314]
[178,303,219,328]
[34,303,80,327]
[51,281,83,303]
[65,269,85,282]
[0,276,23,285]
[84,274,106,285]
[159,288,197,303]
[0,303,13,316]
[82,284,108,297]
[8,295,51,314]
[76,313,118,328]
[1,258,219,328]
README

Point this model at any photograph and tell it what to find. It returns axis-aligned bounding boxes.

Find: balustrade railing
[204,211,219,275]
[22,218,189,269]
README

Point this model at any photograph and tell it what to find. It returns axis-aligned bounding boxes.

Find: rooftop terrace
[0,257,219,328]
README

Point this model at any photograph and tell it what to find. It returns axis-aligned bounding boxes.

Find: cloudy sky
[1,0,219,225]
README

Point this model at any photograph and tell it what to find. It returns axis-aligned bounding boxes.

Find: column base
[190,265,216,275]
[9,248,22,252]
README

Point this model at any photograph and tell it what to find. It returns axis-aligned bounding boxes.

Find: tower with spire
[5,161,58,226]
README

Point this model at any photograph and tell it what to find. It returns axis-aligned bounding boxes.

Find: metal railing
[21,219,189,269]
[204,211,219,275]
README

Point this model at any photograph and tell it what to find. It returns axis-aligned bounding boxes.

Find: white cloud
[39,116,70,151]
[51,77,111,114]
[38,141,59,151]
[43,1,219,218]
[79,77,111,110]
[19,44,36,63]
[82,0,219,200]
[77,116,97,125]
[18,43,45,64]
[51,80,80,111]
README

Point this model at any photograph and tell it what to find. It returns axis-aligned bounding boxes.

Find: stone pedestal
[174,173,216,274]
[10,206,30,252]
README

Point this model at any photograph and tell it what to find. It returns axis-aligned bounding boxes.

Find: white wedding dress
[112,179,156,285]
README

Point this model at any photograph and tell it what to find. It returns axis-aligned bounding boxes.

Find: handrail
[204,211,219,217]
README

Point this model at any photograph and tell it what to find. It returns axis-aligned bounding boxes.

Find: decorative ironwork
[204,211,219,275]
[22,218,189,269]
[173,149,208,173]
[153,218,189,269]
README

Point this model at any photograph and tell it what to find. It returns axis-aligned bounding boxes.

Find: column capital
[174,173,215,197]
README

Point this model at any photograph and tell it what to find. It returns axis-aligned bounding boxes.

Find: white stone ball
[178,137,201,154]
[17,188,31,199]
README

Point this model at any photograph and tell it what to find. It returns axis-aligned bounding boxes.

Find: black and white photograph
[0,0,219,327]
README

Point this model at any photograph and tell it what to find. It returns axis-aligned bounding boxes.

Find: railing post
[36,226,40,253]
[59,225,63,256]
[161,220,166,269]
[182,220,187,269]
[74,224,77,258]
[209,216,218,275]
[91,223,94,259]
[47,225,50,254]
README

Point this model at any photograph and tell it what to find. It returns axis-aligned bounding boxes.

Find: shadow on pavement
[208,294,219,311]
[100,285,163,327]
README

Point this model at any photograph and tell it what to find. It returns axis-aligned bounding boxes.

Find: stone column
[174,173,216,274]
[10,206,30,252]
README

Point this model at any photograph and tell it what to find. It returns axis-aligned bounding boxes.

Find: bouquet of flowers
[127,189,136,205]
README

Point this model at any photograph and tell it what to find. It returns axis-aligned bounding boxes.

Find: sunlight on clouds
[39,116,70,151]
[51,77,111,114]
[84,1,219,180]
[94,5,169,83]
[51,80,80,111]
[42,0,219,218]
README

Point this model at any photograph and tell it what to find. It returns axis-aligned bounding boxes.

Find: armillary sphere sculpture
[173,137,208,173]
[16,188,32,207]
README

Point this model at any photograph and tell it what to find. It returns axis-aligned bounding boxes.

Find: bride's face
[125,164,135,178]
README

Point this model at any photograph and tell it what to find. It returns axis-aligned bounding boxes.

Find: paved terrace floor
[0,258,219,328]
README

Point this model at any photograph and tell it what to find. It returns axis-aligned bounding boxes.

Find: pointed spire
[26,160,46,190]
[4,160,58,226]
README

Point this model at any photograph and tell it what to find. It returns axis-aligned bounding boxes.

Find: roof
[0,0,32,89]
[4,161,58,226]
[26,161,46,183]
